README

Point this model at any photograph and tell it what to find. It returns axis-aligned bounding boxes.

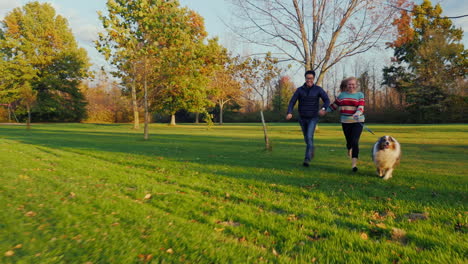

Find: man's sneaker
[352,167,358,172]
[303,161,310,167]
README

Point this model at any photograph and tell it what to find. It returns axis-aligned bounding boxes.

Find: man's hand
[353,113,360,120]
[286,113,293,120]
[319,109,327,116]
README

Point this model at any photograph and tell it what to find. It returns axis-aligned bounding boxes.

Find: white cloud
[73,24,99,44]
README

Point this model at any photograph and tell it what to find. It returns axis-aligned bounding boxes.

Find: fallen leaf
[360,233,368,240]
[219,221,240,226]
[312,257,317,262]
[25,211,37,217]
[69,192,76,198]
[137,254,153,261]
[166,248,174,254]
[272,248,279,256]
[4,250,14,257]
[287,214,298,221]
[214,227,225,232]
[406,212,429,222]
[376,223,387,229]
[144,194,152,200]
[14,244,22,249]
[391,228,407,243]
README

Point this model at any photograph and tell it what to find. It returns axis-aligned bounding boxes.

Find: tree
[98,0,219,131]
[0,30,37,126]
[80,74,133,123]
[229,0,396,85]
[19,83,37,129]
[382,64,412,107]
[271,76,295,114]
[209,54,243,125]
[1,2,89,122]
[237,53,282,150]
[386,0,467,122]
[153,11,220,126]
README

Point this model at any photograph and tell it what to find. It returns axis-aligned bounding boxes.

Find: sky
[1,0,467,84]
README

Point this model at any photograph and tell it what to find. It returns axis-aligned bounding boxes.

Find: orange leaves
[4,244,22,257]
[137,254,153,262]
[25,211,37,217]
[360,233,369,240]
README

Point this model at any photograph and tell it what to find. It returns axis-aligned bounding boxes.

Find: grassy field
[0,123,466,263]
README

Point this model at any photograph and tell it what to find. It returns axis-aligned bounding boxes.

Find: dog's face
[377,135,397,150]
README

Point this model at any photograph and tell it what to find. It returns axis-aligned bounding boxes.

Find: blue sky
[1,0,467,82]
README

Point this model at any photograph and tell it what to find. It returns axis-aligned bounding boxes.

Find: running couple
[286,70,365,172]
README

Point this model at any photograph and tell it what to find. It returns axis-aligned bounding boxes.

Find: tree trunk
[260,110,271,151]
[8,105,11,122]
[131,65,139,129]
[219,102,224,125]
[26,104,31,130]
[195,112,199,124]
[143,58,149,140]
[399,94,404,108]
[170,114,176,126]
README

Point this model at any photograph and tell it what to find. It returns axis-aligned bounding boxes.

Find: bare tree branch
[228,0,397,85]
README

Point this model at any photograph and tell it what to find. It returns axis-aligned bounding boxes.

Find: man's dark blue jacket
[287,83,330,118]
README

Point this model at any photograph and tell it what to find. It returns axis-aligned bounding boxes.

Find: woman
[327,77,365,172]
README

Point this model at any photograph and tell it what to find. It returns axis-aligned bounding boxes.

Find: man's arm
[286,89,299,120]
[319,88,330,109]
[319,88,330,116]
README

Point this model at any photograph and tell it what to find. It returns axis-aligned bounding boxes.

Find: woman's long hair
[340,77,358,92]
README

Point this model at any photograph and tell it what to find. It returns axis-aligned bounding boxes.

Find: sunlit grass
[0,123,466,263]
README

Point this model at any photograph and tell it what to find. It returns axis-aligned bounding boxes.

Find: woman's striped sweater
[327,91,365,123]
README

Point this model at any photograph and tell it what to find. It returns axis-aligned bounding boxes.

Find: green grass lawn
[0,123,466,263]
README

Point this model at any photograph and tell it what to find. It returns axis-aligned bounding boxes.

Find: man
[286,70,330,167]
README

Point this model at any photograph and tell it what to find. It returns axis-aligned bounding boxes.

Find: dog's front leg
[382,168,393,180]
[377,168,383,177]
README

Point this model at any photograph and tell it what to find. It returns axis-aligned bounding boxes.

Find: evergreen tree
[271,76,295,114]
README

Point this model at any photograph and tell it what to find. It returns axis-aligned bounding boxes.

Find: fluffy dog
[372,135,401,180]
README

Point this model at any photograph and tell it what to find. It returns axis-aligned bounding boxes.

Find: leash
[359,122,375,135]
